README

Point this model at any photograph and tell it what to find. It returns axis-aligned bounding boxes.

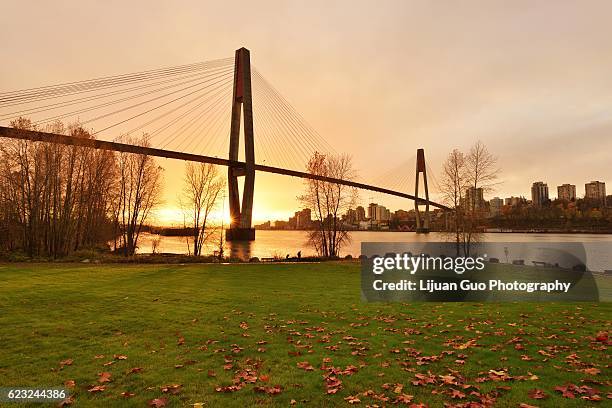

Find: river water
[136,230,612,272]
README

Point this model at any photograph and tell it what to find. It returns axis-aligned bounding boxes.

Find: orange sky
[2,1,612,225]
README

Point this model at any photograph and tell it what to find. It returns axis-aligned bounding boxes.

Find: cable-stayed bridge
[0,48,448,241]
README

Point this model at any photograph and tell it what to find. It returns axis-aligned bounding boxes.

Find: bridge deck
[0,126,449,210]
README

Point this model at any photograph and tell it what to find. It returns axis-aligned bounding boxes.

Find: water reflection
[135,230,612,271]
[227,240,252,261]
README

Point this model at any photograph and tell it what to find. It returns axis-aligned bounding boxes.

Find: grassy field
[0,262,610,407]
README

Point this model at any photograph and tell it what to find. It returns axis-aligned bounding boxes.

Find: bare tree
[464,141,499,252]
[439,149,469,255]
[299,152,357,258]
[0,118,117,257]
[112,135,163,256]
[181,162,224,256]
[439,142,500,255]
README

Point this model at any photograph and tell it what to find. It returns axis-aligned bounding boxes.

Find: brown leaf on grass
[518,404,539,408]
[120,391,135,398]
[56,396,74,407]
[297,361,314,371]
[59,359,73,368]
[103,361,114,366]
[148,398,168,407]
[97,372,112,383]
[207,370,216,377]
[128,367,143,374]
[259,374,270,382]
[450,389,466,399]
[113,354,128,360]
[344,395,361,404]
[395,393,414,403]
[160,384,182,395]
[177,336,185,346]
[240,322,249,330]
[64,380,75,388]
[528,389,548,399]
[595,331,608,342]
[581,367,601,375]
[254,385,282,395]
[87,385,106,393]
[554,385,575,399]
[439,374,457,385]
[215,384,243,393]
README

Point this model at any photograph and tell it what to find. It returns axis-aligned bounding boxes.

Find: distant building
[368,203,378,220]
[504,196,526,207]
[367,203,390,225]
[557,184,576,201]
[393,209,410,221]
[295,208,311,229]
[377,206,391,222]
[489,197,503,216]
[255,221,271,230]
[464,187,485,211]
[355,206,366,222]
[273,220,290,229]
[585,181,606,206]
[531,182,549,208]
[344,208,357,223]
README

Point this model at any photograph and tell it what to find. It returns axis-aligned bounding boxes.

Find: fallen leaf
[148,398,168,407]
[344,395,361,404]
[160,384,182,395]
[57,396,74,407]
[97,372,112,383]
[59,359,73,368]
[528,388,548,399]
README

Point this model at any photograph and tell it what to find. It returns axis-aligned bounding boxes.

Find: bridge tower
[414,148,430,233]
[226,47,256,241]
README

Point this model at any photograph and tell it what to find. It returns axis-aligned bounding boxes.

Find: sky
[1,0,611,225]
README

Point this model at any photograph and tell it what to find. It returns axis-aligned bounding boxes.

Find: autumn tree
[299,152,357,258]
[181,162,224,256]
[112,135,163,256]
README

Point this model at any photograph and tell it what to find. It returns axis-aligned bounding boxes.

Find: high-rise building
[355,206,366,222]
[489,197,503,216]
[376,206,390,221]
[367,203,390,225]
[531,182,549,207]
[585,181,606,206]
[368,203,378,220]
[295,208,312,229]
[557,184,576,201]
[464,187,485,211]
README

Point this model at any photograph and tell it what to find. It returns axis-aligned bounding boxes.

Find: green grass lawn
[0,262,609,407]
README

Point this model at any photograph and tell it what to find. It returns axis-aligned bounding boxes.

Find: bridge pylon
[414,148,430,233]
[226,47,256,241]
